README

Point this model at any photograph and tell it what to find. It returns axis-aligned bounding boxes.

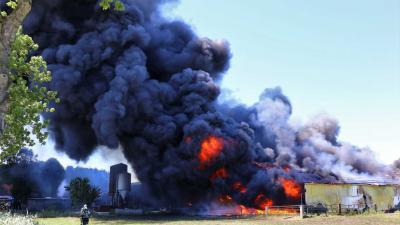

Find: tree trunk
[0,0,31,133]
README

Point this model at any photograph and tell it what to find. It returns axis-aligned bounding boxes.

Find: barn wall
[305,183,400,211]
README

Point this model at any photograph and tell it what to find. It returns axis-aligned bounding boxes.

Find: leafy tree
[0,0,126,165]
[2,147,37,165]
[0,0,58,163]
[65,177,101,207]
[0,29,58,161]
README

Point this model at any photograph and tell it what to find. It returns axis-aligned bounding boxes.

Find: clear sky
[166,0,400,164]
[34,0,400,172]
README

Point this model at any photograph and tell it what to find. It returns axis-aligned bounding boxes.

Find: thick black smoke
[22,0,395,209]
[0,149,65,203]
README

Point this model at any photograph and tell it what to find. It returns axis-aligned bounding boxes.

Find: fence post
[300,205,304,219]
[265,206,269,218]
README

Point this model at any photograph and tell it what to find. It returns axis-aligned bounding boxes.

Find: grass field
[36,212,400,225]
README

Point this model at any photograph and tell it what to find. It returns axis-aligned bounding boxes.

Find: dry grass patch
[36,212,400,225]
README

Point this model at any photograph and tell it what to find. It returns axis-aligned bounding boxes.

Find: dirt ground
[36,212,400,225]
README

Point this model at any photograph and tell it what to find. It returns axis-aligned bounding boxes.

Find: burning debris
[19,0,397,213]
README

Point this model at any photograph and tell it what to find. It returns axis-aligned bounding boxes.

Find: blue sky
[35,0,399,172]
[166,0,400,163]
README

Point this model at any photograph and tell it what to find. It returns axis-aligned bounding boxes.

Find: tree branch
[0,0,32,132]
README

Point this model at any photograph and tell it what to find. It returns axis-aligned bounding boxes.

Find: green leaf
[114,1,125,11]
[99,0,125,11]
[0,28,59,163]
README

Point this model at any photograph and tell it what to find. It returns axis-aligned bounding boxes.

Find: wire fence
[320,203,379,215]
[264,203,384,218]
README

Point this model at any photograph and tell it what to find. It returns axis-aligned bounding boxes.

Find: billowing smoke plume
[0,149,110,204]
[0,149,65,203]
[22,0,395,209]
[220,87,392,183]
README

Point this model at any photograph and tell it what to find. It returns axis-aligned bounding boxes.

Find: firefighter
[80,204,91,225]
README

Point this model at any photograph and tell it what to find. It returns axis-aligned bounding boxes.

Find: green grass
[36,212,400,225]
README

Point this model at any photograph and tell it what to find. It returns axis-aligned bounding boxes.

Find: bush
[0,212,38,225]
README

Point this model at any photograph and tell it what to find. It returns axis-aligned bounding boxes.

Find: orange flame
[215,196,265,215]
[198,135,224,166]
[210,191,298,216]
[232,182,247,193]
[268,208,299,215]
[237,205,265,215]
[279,178,301,199]
[254,194,273,209]
[210,168,228,180]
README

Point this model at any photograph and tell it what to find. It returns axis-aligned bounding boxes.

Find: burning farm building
[5,0,396,213]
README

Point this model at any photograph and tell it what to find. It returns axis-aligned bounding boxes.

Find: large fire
[254,193,273,209]
[198,135,224,167]
[237,205,264,215]
[279,178,301,199]
[208,194,299,216]
[196,136,302,216]
[211,195,265,216]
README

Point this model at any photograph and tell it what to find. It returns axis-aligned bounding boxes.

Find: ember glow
[232,182,247,193]
[218,195,233,204]
[279,178,302,199]
[211,168,228,180]
[282,165,291,173]
[185,136,192,143]
[198,136,224,167]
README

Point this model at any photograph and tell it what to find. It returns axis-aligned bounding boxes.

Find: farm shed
[304,183,400,212]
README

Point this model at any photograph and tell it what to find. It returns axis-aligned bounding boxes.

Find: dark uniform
[80,204,91,225]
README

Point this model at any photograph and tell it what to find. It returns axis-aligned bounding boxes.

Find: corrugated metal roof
[304,181,400,186]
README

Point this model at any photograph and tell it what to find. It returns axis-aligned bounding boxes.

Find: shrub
[0,212,38,225]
